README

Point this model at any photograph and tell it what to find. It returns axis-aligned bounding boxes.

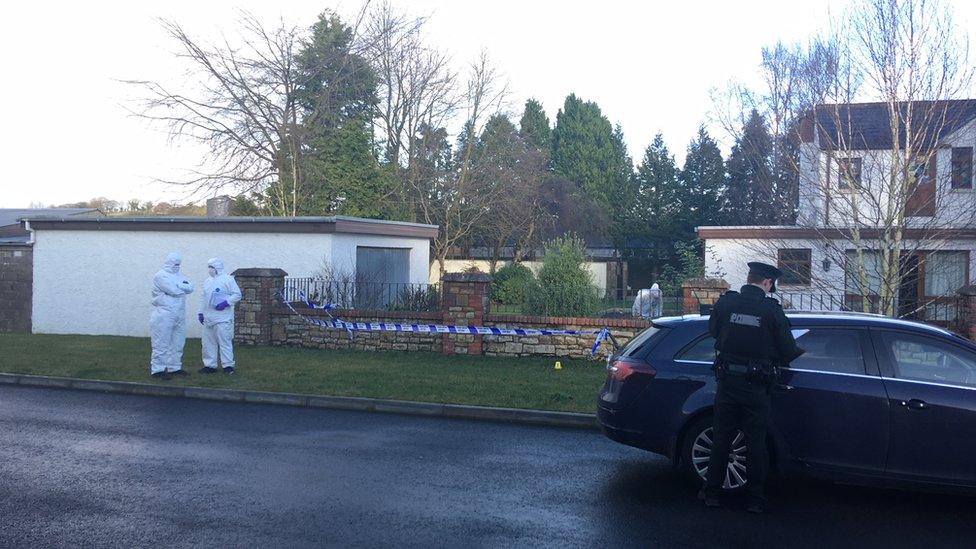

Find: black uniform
[702,284,804,506]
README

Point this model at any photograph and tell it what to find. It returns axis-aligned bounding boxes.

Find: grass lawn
[0,334,608,413]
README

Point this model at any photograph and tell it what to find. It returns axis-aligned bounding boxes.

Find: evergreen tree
[679,125,726,230]
[633,133,680,276]
[296,12,393,217]
[550,94,633,246]
[519,98,551,150]
[725,110,774,225]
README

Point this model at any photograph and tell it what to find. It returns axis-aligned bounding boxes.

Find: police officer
[700,262,804,514]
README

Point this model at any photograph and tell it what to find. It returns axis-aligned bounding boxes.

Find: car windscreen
[620,326,669,358]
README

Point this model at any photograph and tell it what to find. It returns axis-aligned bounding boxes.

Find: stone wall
[0,244,32,333]
[272,309,443,352]
[236,267,654,358]
[483,314,649,359]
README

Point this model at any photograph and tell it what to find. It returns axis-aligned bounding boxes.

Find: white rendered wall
[32,229,431,337]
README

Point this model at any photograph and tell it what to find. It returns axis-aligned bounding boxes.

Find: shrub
[524,235,600,317]
[491,262,535,305]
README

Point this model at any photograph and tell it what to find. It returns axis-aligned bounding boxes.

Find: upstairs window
[836,157,862,190]
[778,249,812,286]
[952,147,973,189]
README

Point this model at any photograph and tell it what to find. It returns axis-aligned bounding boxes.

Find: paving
[0,385,974,548]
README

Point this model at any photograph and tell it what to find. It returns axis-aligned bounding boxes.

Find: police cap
[748,261,783,292]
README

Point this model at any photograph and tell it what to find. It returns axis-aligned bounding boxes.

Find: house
[21,215,437,337]
[700,100,976,321]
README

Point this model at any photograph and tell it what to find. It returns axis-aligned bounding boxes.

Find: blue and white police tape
[279,294,614,356]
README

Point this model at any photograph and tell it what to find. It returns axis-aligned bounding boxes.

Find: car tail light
[608,358,656,382]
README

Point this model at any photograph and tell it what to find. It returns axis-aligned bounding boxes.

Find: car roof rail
[785,309,886,318]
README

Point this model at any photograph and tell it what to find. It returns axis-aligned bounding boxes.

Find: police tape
[278,293,614,356]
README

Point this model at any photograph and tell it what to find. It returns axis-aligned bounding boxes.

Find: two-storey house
[699,100,976,321]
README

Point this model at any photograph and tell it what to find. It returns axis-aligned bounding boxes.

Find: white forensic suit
[632,283,663,319]
[150,252,194,374]
[199,258,242,371]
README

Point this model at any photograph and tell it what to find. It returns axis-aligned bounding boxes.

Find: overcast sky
[2,0,974,208]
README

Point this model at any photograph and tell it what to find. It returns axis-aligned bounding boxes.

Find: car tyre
[679,414,748,494]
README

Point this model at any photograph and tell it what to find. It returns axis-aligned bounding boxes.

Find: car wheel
[680,415,748,492]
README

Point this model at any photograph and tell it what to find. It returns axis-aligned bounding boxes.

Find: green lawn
[0,334,607,413]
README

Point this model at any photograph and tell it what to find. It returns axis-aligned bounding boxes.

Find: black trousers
[703,374,772,504]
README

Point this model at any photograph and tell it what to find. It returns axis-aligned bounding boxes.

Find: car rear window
[676,336,716,363]
[621,326,669,358]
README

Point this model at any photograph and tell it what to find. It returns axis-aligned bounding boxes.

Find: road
[0,385,973,548]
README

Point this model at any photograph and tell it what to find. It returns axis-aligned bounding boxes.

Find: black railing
[283,278,441,312]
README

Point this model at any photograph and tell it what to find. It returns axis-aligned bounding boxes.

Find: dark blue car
[598,312,976,493]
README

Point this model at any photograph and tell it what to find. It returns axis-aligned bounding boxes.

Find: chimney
[206,195,232,217]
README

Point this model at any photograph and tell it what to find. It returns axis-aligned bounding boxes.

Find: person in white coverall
[198,258,242,374]
[150,252,194,379]
[632,283,663,319]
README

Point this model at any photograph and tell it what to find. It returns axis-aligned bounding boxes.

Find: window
[836,157,862,190]
[882,332,976,388]
[922,251,967,321]
[621,326,666,358]
[787,329,866,375]
[676,335,716,363]
[778,249,812,286]
[952,147,973,189]
[923,251,968,297]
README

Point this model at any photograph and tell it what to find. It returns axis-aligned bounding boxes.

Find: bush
[491,263,535,305]
[524,235,600,317]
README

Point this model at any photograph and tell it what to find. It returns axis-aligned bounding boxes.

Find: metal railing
[488,287,686,318]
[283,278,441,312]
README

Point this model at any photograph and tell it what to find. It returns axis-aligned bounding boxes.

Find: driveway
[0,385,973,548]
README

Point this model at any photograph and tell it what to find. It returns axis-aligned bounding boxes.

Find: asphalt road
[1,385,974,548]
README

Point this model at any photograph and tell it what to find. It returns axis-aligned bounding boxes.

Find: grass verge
[0,334,606,413]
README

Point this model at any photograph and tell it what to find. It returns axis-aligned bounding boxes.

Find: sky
[1,0,974,208]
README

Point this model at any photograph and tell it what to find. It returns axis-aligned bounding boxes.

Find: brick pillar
[232,268,287,345]
[441,272,491,355]
[957,285,976,340]
[681,278,730,315]
[0,244,33,334]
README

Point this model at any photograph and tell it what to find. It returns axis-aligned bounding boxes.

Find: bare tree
[126,15,305,215]
[127,9,382,217]
[412,52,509,277]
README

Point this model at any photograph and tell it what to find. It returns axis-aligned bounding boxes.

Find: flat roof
[23,215,439,240]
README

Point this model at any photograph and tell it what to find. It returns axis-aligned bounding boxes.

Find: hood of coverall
[163,252,182,274]
[207,257,225,276]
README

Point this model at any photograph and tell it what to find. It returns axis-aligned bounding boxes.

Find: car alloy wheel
[691,427,748,490]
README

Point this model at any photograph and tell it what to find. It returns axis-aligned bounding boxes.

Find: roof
[696,225,976,240]
[801,100,976,150]
[0,208,98,228]
[23,215,439,239]
[653,312,959,338]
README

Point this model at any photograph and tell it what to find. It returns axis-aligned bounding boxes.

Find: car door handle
[896,399,929,410]
[776,384,794,391]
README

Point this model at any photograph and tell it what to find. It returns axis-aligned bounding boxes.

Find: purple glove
[215,301,230,311]
[198,313,204,324]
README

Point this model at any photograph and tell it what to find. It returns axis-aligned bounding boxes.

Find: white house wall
[797,120,976,228]
[32,229,431,338]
